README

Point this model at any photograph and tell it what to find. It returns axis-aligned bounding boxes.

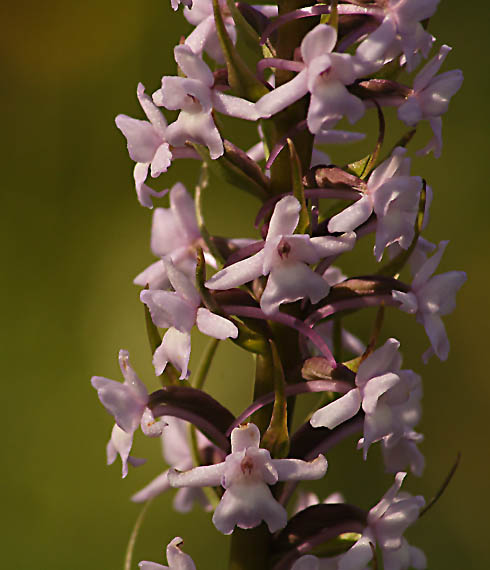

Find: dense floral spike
[101,2,465,566]
[168,423,327,534]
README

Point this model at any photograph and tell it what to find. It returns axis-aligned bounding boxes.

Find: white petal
[168,463,225,488]
[154,328,192,379]
[267,196,301,239]
[131,469,171,502]
[256,70,309,119]
[230,423,261,453]
[212,92,260,121]
[301,24,337,63]
[166,537,197,570]
[260,262,328,315]
[328,195,372,233]
[206,250,265,289]
[169,182,200,244]
[310,389,362,429]
[174,44,214,86]
[272,455,327,481]
[310,232,356,257]
[196,308,238,339]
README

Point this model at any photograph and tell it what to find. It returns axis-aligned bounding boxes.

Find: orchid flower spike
[91,350,165,477]
[139,536,196,570]
[206,196,356,315]
[392,240,466,362]
[134,182,216,290]
[168,423,327,534]
[141,259,238,378]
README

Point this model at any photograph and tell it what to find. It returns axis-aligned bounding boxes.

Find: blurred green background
[2,1,489,568]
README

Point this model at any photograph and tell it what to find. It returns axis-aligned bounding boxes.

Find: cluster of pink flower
[92,1,465,568]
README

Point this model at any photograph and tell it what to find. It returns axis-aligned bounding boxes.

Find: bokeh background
[2,1,489,568]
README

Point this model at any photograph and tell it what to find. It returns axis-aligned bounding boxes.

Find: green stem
[193,337,220,391]
[124,500,153,570]
[228,525,271,570]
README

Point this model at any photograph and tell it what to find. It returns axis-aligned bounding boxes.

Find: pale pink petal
[421,313,449,361]
[154,328,192,379]
[91,378,146,434]
[398,97,423,126]
[357,338,401,387]
[174,44,214,86]
[412,240,448,290]
[301,24,337,63]
[392,290,418,313]
[140,407,166,437]
[140,289,194,330]
[310,389,362,429]
[213,482,287,534]
[355,17,397,70]
[138,561,166,570]
[231,423,261,452]
[368,472,406,523]
[196,308,238,339]
[164,259,201,307]
[328,195,372,233]
[168,463,225,488]
[150,143,172,178]
[115,115,162,163]
[212,92,260,121]
[414,45,452,92]
[267,195,301,239]
[166,537,197,570]
[256,70,309,119]
[362,373,401,415]
[308,80,365,132]
[134,260,169,290]
[185,16,216,57]
[166,110,223,159]
[137,82,168,135]
[271,454,327,481]
[261,262,329,314]
[206,250,265,289]
[310,232,356,257]
[338,534,374,570]
[151,207,183,257]
[132,470,171,502]
[169,182,200,244]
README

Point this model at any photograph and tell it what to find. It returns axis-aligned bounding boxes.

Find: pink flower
[168,423,327,534]
[328,147,424,261]
[257,24,365,132]
[398,45,463,157]
[91,350,164,477]
[311,339,419,458]
[339,473,426,570]
[141,260,238,378]
[206,196,355,315]
[134,182,216,290]
[154,45,259,159]
[392,240,466,362]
